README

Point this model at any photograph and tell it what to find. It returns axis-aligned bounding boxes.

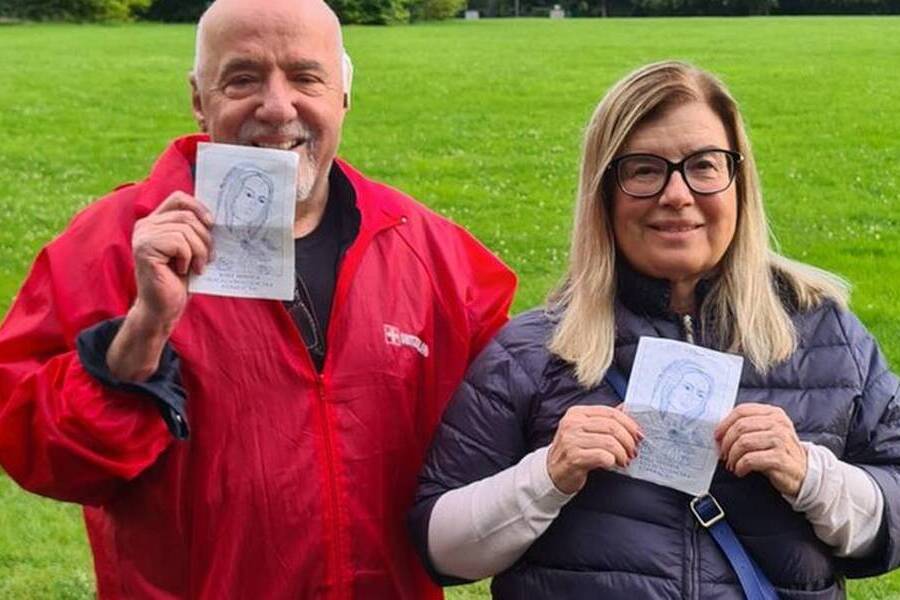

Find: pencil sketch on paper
[620,337,743,496]
[189,142,298,300]
[212,164,282,276]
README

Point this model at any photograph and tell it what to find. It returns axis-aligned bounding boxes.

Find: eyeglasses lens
[617,151,735,197]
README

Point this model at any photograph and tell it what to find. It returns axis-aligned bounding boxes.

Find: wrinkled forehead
[198,2,342,76]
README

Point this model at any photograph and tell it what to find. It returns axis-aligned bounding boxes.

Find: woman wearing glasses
[410,62,900,599]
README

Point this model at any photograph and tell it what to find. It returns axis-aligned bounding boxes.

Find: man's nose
[658,170,694,209]
[256,75,296,125]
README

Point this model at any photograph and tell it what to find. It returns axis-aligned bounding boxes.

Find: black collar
[615,258,714,319]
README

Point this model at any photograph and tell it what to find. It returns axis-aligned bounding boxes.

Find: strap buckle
[690,494,725,528]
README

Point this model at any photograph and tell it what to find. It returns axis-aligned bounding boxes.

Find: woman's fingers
[723,429,783,471]
[715,405,807,495]
[718,415,789,460]
[547,405,644,493]
[579,417,639,460]
[715,403,784,440]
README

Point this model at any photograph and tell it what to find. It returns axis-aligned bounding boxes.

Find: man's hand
[715,403,808,497]
[547,405,643,494]
[107,192,213,381]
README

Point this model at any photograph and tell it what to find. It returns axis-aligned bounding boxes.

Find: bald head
[192,0,350,94]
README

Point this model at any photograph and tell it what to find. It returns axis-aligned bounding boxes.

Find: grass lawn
[1,16,899,598]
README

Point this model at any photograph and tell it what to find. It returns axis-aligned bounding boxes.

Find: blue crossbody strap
[603,365,628,400]
[602,366,780,600]
[691,495,780,600]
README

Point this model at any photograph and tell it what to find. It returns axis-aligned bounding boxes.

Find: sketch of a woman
[627,359,718,486]
[218,164,275,241]
[652,360,713,421]
[213,164,280,274]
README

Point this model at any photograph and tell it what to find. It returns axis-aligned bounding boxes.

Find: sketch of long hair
[217,164,275,240]
[652,359,714,420]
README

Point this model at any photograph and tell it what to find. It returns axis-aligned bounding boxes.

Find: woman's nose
[658,171,694,209]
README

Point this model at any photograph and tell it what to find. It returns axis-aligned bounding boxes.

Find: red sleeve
[457,230,517,362]
[0,207,173,506]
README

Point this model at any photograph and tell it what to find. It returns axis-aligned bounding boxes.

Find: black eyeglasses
[607,149,743,198]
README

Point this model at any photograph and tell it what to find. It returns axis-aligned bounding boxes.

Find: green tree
[0,0,151,20]
[139,0,208,21]
[328,0,410,24]
[410,0,466,20]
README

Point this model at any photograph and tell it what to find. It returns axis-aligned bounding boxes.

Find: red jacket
[0,135,516,599]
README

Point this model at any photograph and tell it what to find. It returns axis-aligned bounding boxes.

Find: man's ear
[342,52,353,111]
[189,73,207,132]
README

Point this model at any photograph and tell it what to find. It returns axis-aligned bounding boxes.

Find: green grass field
[1,16,899,598]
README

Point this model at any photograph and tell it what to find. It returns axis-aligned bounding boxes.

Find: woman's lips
[647,222,704,240]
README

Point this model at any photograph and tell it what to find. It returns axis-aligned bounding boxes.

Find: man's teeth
[254,140,301,150]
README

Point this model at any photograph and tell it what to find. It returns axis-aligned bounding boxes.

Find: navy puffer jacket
[411,276,900,600]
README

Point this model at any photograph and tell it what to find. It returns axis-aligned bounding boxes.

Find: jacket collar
[615,258,714,319]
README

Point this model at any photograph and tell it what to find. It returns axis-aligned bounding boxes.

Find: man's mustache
[237,121,316,146]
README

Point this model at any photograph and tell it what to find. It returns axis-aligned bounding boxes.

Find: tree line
[0,0,896,23]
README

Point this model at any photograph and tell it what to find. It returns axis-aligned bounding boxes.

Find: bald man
[0,1,515,598]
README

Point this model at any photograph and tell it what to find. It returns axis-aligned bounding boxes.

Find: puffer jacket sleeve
[410,324,540,585]
[834,307,900,577]
[0,198,175,507]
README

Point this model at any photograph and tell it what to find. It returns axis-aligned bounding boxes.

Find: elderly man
[0,1,515,598]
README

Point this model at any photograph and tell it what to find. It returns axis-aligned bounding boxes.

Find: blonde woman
[410,62,900,599]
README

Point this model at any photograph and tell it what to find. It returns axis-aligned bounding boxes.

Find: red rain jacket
[0,135,516,599]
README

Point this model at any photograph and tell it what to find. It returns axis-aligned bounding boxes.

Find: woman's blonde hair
[548,60,848,388]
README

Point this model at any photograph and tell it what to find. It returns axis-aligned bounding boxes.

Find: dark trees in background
[0,0,150,20]
[137,0,206,21]
[0,0,896,23]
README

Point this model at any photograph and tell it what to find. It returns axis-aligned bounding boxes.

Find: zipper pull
[681,314,695,345]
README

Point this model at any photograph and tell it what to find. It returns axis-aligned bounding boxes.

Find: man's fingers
[136,222,212,274]
[178,228,211,274]
[167,235,194,277]
[142,228,208,275]
[154,192,214,226]
[144,210,213,245]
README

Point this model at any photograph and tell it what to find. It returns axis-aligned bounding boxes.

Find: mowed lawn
[1,16,899,598]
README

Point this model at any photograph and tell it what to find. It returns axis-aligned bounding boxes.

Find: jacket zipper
[679,312,701,600]
[681,313,696,345]
[312,216,406,600]
[315,374,345,598]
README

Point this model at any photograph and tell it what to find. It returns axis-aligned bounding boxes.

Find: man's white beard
[236,120,320,203]
[295,144,318,204]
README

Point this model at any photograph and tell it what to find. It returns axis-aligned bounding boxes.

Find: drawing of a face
[235,175,270,224]
[218,165,275,240]
[667,371,711,418]
[653,360,714,420]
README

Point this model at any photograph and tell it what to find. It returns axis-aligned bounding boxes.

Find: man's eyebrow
[218,58,265,78]
[283,59,327,73]
[216,58,328,79]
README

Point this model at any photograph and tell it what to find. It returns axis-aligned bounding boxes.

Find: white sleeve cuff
[785,441,884,558]
[428,446,575,579]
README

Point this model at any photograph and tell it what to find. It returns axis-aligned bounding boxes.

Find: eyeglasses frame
[606,149,744,198]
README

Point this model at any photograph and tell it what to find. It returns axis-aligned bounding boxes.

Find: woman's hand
[547,405,643,494]
[715,403,808,497]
